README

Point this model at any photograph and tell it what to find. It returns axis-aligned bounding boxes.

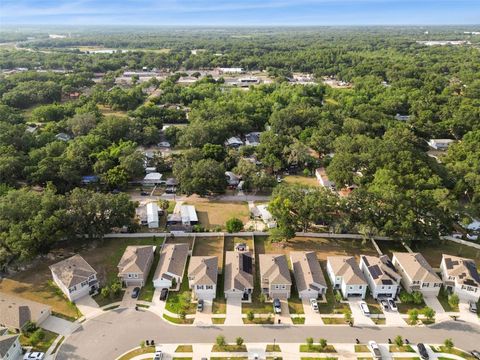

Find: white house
[49,254,99,302]
[143,172,163,185]
[440,254,480,302]
[427,139,455,150]
[359,255,402,299]
[188,256,218,301]
[0,333,22,360]
[315,167,335,190]
[146,202,159,228]
[245,132,261,146]
[225,171,241,187]
[392,252,442,296]
[153,243,189,290]
[256,204,277,229]
[290,251,327,299]
[219,67,244,74]
[225,136,244,148]
[327,256,367,299]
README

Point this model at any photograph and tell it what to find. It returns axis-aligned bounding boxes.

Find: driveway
[40,315,80,336]
[194,300,212,326]
[348,300,374,326]
[120,286,138,308]
[225,296,243,325]
[302,298,324,325]
[75,295,102,319]
[424,295,451,323]
[458,300,479,324]
[276,299,292,325]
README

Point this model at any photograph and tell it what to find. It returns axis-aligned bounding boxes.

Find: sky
[1,0,479,26]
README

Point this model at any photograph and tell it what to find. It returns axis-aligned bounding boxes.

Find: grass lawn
[117,346,155,360]
[20,329,57,353]
[322,317,348,324]
[283,175,319,187]
[266,344,281,352]
[411,240,480,268]
[292,317,306,324]
[243,317,274,324]
[162,314,194,324]
[437,286,459,312]
[138,248,161,302]
[375,240,408,258]
[317,271,349,314]
[98,104,128,118]
[299,345,337,353]
[165,257,197,315]
[184,197,250,230]
[165,235,194,249]
[175,345,193,352]
[354,345,370,352]
[389,345,415,352]
[372,318,386,325]
[92,290,125,307]
[432,346,476,359]
[193,236,224,271]
[288,298,305,315]
[365,292,383,315]
[212,318,226,324]
[212,345,248,352]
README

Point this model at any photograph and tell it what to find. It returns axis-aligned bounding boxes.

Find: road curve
[57,308,479,360]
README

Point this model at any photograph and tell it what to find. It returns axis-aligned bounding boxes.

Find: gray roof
[442,254,480,288]
[291,251,327,293]
[0,292,51,329]
[188,256,218,286]
[393,252,441,283]
[259,254,291,288]
[0,334,19,357]
[361,255,402,286]
[224,251,254,292]
[49,254,97,288]
[327,256,367,285]
[154,243,189,281]
[118,245,155,276]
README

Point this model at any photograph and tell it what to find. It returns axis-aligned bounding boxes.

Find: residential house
[259,254,292,299]
[290,251,327,299]
[55,132,71,142]
[395,114,410,121]
[236,77,259,87]
[392,252,442,296]
[0,333,21,360]
[143,172,163,186]
[225,171,240,187]
[326,256,368,299]
[359,255,402,299]
[188,256,218,300]
[0,293,51,331]
[225,137,244,148]
[219,67,244,74]
[153,244,189,289]
[166,205,198,231]
[256,204,277,229]
[440,254,480,301]
[49,254,99,302]
[146,202,159,229]
[117,245,156,287]
[224,251,254,301]
[315,167,335,191]
[245,132,261,146]
[427,139,455,150]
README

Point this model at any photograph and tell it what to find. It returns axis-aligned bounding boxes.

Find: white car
[153,350,163,360]
[310,298,319,312]
[368,341,382,359]
[23,353,45,360]
[359,301,370,316]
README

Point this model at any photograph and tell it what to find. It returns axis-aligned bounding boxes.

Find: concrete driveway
[120,286,139,308]
[194,300,212,326]
[302,298,324,325]
[459,300,479,324]
[40,315,80,336]
[348,300,374,326]
[75,295,102,319]
[276,299,292,325]
[225,296,243,325]
[383,307,406,326]
[424,295,451,323]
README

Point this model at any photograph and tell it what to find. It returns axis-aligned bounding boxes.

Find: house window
[422,283,429,288]
[197,285,204,290]
[134,274,138,278]
[128,274,132,278]
[359,286,363,289]
[281,285,286,290]
[206,285,213,290]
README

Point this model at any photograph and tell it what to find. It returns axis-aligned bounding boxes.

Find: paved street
[57,307,480,360]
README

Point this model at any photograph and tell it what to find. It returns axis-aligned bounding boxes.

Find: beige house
[0,332,22,360]
[259,254,292,299]
[49,254,99,302]
[0,292,51,331]
[327,256,367,299]
[392,252,442,296]
[440,254,480,301]
[359,255,402,299]
[153,243,189,290]
[117,245,156,287]
[224,251,254,301]
[290,251,327,299]
[188,256,218,301]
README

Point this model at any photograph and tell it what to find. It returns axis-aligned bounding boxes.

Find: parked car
[469,301,478,313]
[23,353,45,360]
[451,233,463,239]
[273,298,282,314]
[197,299,204,312]
[368,341,382,359]
[359,301,370,316]
[131,287,140,298]
[379,299,389,310]
[471,350,480,360]
[310,298,319,312]
[417,343,429,359]
[140,191,149,196]
[388,299,398,312]
[153,350,163,360]
[159,288,168,301]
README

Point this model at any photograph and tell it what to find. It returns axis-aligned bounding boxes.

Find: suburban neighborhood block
[259,254,292,299]
[326,256,368,299]
[187,256,218,300]
[117,245,156,287]
[49,254,99,302]
[290,251,327,299]
[359,254,402,299]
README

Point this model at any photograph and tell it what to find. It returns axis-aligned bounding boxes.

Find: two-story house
[117,245,156,287]
[0,293,51,332]
[359,255,402,299]
[326,256,367,299]
[290,251,327,299]
[392,252,442,296]
[259,254,292,299]
[187,256,218,301]
[440,254,480,302]
[49,254,99,302]
[0,332,22,360]
[153,243,189,290]
[224,251,254,301]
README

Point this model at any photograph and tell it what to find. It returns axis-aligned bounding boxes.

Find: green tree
[412,291,424,305]
[408,309,419,325]
[394,335,403,347]
[444,338,454,350]
[216,335,226,348]
[236,337,244,346]
[247,310,254,321]
[101,286,111,298]
[226,218,244,233]
[306,337,314,349]
[448,293,459,308]
[318,338,327,350]
[422,306,435,321]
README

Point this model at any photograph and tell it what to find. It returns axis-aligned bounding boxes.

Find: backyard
[411,240,480,268]
[283,175,319,187]
[192,236,225,272]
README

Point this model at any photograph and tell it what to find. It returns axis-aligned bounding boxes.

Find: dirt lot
[183,197,250,230]
[0,237,163,318]
[165,235,194,250]
[283,175,319,187]
[376,240,408,258]
[411,240,480,268]
[224,236,254,252]
[192,236,224,272]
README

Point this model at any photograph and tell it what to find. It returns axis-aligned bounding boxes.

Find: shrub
[394,335,403,346]
[101,286,110,298]
[247,310,255,321]
[171,277,177,289]
[226,217,244,233]
[236,337,244,346]
[306,337,314,349]
[334,291,343,303]
[179,310,186,320]
[319,338,327,350]
[422,306,435,321]
[140,340,146,348]
[110,281,122,296]
[448,293,459,307]
[412,291,424,305]
[216,335,226,347]
[29,329,45,346]
[408,309,419,324]
[22,321,38,334]
[444,338,454,350]
[344,310,352,323]
[399,290,413,303]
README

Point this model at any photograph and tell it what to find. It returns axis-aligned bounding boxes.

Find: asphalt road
[57,307,479,360]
